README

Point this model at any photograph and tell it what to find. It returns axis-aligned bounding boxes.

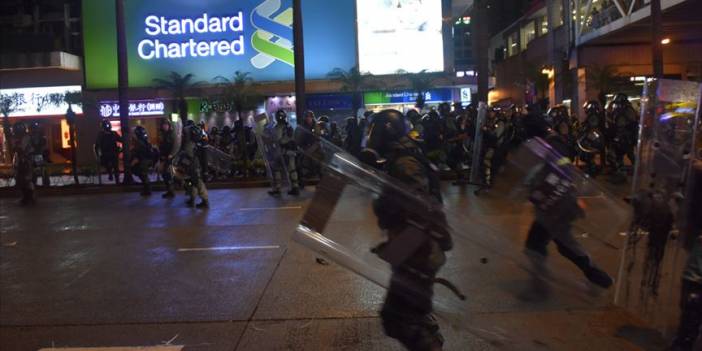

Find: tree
[215,71,263,122]
[397,69,438,110]
[587,64,619,106]
[327,66,379,116]
[153,71,203,123]
[1,93,26,163]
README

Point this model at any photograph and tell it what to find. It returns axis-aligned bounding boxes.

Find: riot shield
[292,132,628,346]
[616,78,702,338]
[202,145,235,175]
[509,137,630,249]
[469,102,487,185]
[170,119,183,159]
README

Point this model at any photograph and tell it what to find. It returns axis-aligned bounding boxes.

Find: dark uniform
[12,122,36,205]
[95,120,121,183]
[578,101,606,176]
[363,110,452,351]
[233,119,258,177]
[131,126,156,196]
[179,122,209,208]
[29,122,49,187]
[606,93,638,182]
[525,131,613,288]
[158,119,176,198]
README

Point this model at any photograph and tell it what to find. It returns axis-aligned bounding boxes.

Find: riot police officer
[179,121,209,208]
[233,118,258,177]
[606,93,638,183]
[578,101,606,176]
[29,121,49,186]
[295,110,320,184]
[95,120,122,183]
[343,116,362,157]
[12,122,36,205]
[131,125,156,196]
[267,110,300,196]
[158,119,176,198]
[362,109,452,351]
[524,128,614,289]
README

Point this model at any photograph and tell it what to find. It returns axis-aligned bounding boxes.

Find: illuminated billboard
[356,0,444,75]
[83,0,357,89]
[0,86,83,117]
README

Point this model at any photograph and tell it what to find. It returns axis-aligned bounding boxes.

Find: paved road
[0,179,660,350]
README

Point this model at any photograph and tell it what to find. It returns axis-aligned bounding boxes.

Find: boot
[288,187,300,196]
[572,256,613,288]
[268,189,281,197]
[195,200,209,209]
[162,191,175,198]
[185,198,195,207]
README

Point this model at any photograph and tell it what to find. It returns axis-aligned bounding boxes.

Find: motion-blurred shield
[292,132,627,346]
[617,79,702,338]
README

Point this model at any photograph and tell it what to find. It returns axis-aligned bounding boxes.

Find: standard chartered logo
[250,0,294,68]
[137,12,246,60]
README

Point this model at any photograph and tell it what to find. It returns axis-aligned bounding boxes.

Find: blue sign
[306,94,353,110]
[119,0,357,87]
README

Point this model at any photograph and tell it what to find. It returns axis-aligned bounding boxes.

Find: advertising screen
[356,0,444,75]
[83,0,357,89]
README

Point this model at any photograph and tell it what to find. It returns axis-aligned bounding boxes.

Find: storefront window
[521,21,536,50]
[507,32,519,57]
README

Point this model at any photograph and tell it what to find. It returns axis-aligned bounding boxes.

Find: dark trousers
[101,155,119,183]
[525,220,591,270]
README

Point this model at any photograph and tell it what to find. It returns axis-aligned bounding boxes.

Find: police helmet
[275,109,287,124]
[101,120,112,132]
[134,125,148,141]
[13,122,28,136]
[362,109,408,161]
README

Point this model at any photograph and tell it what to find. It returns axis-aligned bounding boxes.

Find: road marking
[38,348,182,351]
[239,206,302,211]
[178,245,281,252]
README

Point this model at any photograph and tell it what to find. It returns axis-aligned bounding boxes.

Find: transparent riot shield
[469,102,487,185]
[616,78,702,338]
[256,123,291,190]
[293,132,628,346]
[170,119,182,159]
[202,145,235,175]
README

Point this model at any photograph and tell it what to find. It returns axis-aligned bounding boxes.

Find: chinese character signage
[99,100,166,117]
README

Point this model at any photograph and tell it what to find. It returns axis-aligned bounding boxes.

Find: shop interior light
[661,38,671,45]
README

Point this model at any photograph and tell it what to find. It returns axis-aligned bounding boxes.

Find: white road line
[39,348,183,351]
[177,245,281,252]
[239,206,302,211]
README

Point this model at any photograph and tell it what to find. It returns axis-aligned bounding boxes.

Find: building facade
[488,0,702,118]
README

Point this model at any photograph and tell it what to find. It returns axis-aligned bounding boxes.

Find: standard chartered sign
[137,12,245,60]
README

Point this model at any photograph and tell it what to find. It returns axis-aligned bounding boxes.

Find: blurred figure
[233,118,258,177]
[29,121,50,187]
[295,110,320,184]
[343,116,362,157]
[12,122,36,205]
[578,101,606,176]
[361,109,452,351]
[179,121,209,208]
[95,120,122,183]
[266,110,300,196]
[329,121,343,147]
[158,119,176,198]
[524,128,613,288]
[131,126,157,196]
[606,93,638,183]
